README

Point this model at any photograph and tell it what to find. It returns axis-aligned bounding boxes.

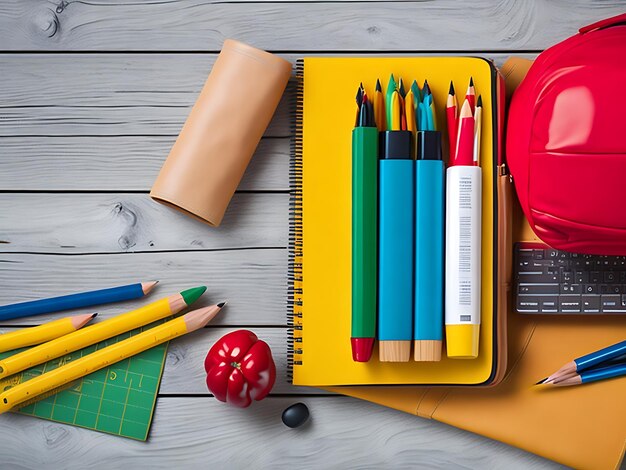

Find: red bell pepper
[204,329,276,408]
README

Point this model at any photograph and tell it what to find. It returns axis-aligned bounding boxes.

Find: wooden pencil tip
[376,79,381,91]
[142,280,159,295]
[535,377,548,385]
[217,301,227,308]
[477,95,483,107]
[469,76,474,87]
[460,99,473,116]
[91,313,98,318]
[448,81,455,95]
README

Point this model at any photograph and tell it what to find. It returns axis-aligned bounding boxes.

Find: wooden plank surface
[0,397,563,469]
[0,136,290,191]
[0,193,287,252]
[0,250,287,326]
[0,0,622,51]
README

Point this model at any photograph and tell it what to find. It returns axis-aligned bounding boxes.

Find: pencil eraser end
[445,324,479,359]
[351,338,374,362]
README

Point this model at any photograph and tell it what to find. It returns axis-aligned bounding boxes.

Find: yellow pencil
[0,286,206,379]
[0,314,96,354]
[405,89,416,133]
[391,90,401,131]
[0,303,225,415]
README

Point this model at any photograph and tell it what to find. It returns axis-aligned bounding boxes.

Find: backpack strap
[579,12,626,34]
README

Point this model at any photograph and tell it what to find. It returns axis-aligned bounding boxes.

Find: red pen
[446,81,458,160]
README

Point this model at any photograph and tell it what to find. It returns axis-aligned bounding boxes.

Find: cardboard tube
[150,40,292,226]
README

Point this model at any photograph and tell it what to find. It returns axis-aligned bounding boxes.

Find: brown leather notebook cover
[328,59,626,469]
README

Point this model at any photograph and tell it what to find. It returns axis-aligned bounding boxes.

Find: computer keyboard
[515,242,626,314]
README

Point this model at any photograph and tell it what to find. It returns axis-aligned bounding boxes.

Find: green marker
[352,87,378,362]
[385,74,397,131]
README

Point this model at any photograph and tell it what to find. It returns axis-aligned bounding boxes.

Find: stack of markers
[351,76,483,363]
[351,75,443,363]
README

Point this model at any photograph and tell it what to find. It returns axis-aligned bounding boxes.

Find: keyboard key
[517,297,540,312]
[517,273,559,283]
[518,284,559,295]
[547,249,558,259]
[622,295,626,307]
[583,284,598,294]
[582,295,601,313]
[601,294,622,312]
[518,249,533,259]
[601,284,622,295]
[540,297,558,313]
[560,284,581,294]
[604,271,617,283]
[575,271,587,283]
[533,250,544,260]
[590,271,601,283]
[561,271,573,283]
[559,295,582,313]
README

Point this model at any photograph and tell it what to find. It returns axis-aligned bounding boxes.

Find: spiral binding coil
[286,60,305,383]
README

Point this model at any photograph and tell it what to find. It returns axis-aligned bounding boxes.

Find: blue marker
[378,129,414,362]
[414,131,444,361]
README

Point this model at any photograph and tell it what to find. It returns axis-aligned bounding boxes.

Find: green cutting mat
[0,322,168,441]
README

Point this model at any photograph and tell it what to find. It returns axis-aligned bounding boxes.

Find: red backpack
[507,13,626,255]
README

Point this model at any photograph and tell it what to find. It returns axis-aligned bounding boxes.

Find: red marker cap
[351,338,375,362]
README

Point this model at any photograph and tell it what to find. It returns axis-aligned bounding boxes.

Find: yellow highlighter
[0,303,224,415]
[0,314,96,354]
[0,286,206,379]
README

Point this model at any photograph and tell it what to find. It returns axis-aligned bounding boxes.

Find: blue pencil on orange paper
[546,363,626,387]
[537,340,626,385]
[0,281,159,321]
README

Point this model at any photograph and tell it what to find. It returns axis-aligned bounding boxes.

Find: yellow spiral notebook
[288,57,506,386]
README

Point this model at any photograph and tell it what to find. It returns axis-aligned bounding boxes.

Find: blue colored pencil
[0,281,158,321]
[537,340,626,384]
[552,363,626,387]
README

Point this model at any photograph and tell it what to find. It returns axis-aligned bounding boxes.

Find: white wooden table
[0,2,622,468]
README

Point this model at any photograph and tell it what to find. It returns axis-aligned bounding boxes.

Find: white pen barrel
[445,165,482,359]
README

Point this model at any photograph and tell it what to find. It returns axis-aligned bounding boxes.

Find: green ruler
[0,323,168,441]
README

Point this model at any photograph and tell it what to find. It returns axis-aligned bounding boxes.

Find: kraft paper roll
[150,40,292,226]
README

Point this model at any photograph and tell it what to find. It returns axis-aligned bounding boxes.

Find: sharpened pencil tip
[535,377,547,385]
[449,81,455,95]
[91,313,98,318]
[477,95,483,107]
[469,76,474,87]
[142,280,160,295]
[376,79,381,91]
[217,301,227,308]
